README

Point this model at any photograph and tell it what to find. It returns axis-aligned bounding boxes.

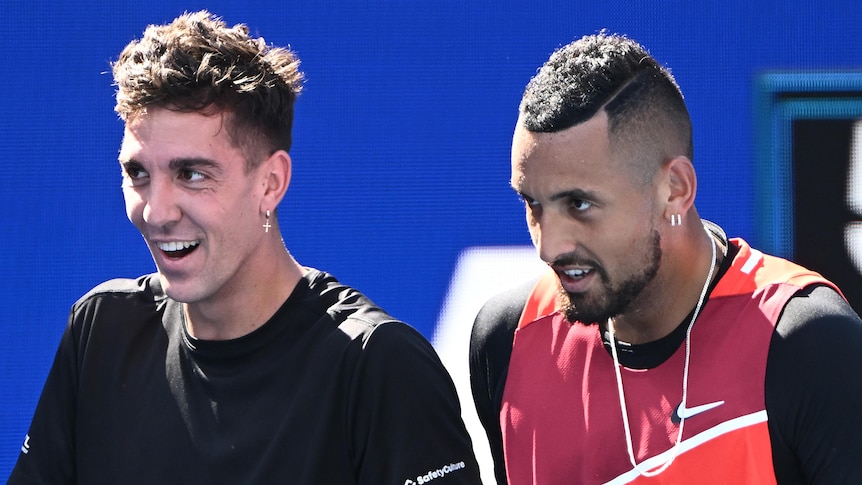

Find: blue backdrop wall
[2,0,861,479]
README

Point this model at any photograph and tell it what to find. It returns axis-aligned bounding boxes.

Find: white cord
[607,229,716,477]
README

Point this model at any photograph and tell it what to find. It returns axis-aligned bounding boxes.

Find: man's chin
[559,288,606,325]
[563,309,604,326]
[158,274,198,304]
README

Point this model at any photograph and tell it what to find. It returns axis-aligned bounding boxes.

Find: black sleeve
[8,311,83,485]
[766,284,862,484]
[347,321,483,485]
[468,280,535,485]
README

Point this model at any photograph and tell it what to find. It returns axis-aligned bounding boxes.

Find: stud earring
[670,214,682,227]
[263,209,272,233]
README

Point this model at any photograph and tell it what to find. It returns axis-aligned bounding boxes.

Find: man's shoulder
[777,284,862,336]
[73,273,165,311]
[721,238,838,296]
[333,304,411,348]
[471,278,537,350]
[303,268,418,346]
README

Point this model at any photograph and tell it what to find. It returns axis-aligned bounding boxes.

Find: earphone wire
[607,227,717,477]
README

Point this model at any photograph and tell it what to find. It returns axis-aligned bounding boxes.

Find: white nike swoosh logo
[672,400,725,423]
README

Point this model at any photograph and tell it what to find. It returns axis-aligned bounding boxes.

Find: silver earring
[263,209,272,233]
[670,214,682,227]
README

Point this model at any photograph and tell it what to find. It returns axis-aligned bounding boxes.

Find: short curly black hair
[520,32,692,176]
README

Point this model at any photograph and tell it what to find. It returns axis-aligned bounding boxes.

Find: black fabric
[766,284,862,484]
[10,269,481,485]
[469,279,534,485]
[470,241,862,484]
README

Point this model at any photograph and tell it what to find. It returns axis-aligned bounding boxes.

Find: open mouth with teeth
[563,268,592,280]
[156,241,200,258]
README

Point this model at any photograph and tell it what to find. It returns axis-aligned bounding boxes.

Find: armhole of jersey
[518,269,559,330]
[785,273,844,299]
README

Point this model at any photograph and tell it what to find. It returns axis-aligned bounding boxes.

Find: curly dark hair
[112,10,304,166]
[520,33,692,179]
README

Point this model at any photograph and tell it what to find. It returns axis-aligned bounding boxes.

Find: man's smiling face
[119,107,268,307]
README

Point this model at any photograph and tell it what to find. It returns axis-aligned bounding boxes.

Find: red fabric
[501,238,835,484]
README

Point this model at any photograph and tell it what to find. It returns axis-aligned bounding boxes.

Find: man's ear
[259,149,292,210]
[663,155,697,220]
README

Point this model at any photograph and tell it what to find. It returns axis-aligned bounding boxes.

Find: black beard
[560,230,662,325]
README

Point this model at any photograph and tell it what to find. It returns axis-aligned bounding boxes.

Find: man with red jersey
[470,33,862,484]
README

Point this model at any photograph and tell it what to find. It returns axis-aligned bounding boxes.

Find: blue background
[2,0,861,479]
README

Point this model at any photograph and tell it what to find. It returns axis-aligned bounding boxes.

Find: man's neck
[184,248,306,341]
[610,225,721,345]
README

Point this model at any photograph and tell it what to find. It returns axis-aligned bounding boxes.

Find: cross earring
[263,209,272,233]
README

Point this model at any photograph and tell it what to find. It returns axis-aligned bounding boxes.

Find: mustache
[550,250,611,286]
[549,250,600,269]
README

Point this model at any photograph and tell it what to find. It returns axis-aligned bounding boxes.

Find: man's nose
[532,210,579,265]
[142,179,182,228]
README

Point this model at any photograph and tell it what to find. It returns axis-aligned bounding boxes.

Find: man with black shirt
[10,11,480,484]
[470,33,862,484]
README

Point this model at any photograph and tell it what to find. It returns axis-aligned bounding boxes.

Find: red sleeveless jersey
[501,238,837,484]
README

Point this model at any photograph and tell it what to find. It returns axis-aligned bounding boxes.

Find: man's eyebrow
[117,157,226,176]
[512,188,597,202]
[118,158,144,170]
[167,157,222,173]
[548,188,595,202]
